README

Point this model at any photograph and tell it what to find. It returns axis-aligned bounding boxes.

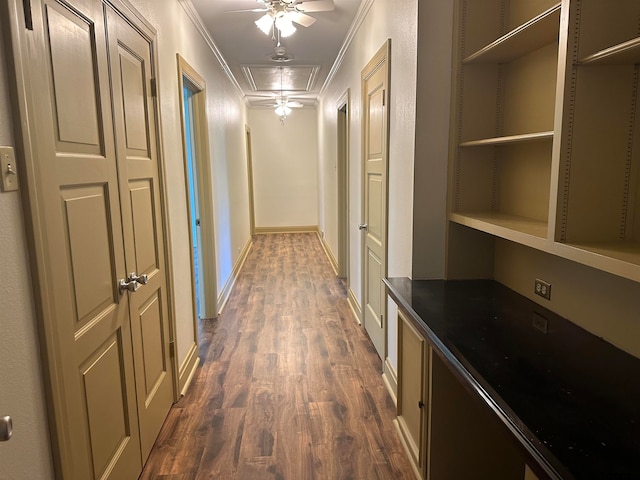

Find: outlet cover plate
[534,278,551,300]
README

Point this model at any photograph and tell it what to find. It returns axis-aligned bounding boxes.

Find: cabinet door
[397,310,428,476]
[428,353,524,480]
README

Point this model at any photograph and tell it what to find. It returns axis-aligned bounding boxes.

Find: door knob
[359,223,368,230]
[0,416,12,441]
[119,277,140,294]
[129,272,148,285]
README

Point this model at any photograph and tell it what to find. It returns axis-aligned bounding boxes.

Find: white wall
[316,0,418,374]
[248,108,319,229]
[0,1,250,477]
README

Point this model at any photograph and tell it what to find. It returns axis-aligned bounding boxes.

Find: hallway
[140,233,414,479]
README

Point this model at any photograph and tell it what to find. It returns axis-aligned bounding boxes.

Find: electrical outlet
[534,278,551,300]
[532,312,549,334]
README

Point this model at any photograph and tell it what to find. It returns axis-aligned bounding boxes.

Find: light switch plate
[0,146,19,192]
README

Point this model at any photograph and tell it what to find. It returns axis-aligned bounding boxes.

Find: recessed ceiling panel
[242,65,320,92]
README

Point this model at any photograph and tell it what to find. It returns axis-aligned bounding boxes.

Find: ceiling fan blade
[225,7,269,13]
[287,101,304,108]
[288,11,316,27]
[295,0,334,13]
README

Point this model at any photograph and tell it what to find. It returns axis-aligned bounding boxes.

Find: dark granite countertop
[384,277,640,480]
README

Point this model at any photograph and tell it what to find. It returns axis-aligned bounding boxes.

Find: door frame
[245,125,256,236]
[177,55,215,396]
[177,55,218,324]
[360,39,391,361]
[2,0,179,476]
[337,89,350,280]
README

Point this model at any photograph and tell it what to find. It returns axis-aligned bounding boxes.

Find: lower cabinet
[395,309,543,480]
[395,310,428,479]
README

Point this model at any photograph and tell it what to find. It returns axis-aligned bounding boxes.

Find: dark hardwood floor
[140,233,415,479]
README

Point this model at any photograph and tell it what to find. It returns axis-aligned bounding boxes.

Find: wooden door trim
[177,54,216,392]
[2,0,178,476]
[245,125,256,236]
[337,89,350,281]
[360,39,391,359]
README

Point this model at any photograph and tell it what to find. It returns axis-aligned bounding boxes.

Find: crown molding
[318,0,375,97]
[178,0,247,103]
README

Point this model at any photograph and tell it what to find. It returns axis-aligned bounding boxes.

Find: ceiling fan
[250,66,305,124]
[227,0,335,38]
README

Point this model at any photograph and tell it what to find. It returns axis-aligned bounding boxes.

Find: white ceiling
[188,0,363,107]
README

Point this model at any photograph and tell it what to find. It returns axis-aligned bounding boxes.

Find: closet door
[106,6,175,460]
[26,0,142,478]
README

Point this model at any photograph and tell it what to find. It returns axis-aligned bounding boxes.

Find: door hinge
[380,314,384,326]
[169,340,175,358]
[23,0,33,30]
[150,78,157,98]
[382,89,385,107]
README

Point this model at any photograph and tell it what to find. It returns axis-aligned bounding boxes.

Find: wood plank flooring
[140,233,415,479]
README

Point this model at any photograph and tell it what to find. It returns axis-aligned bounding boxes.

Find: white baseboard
[178,342,200,396]
[317,231,339,276]
[382,356,398,406]
[217,237,252,314]
[254,225,318,234]
[347,287,361,325]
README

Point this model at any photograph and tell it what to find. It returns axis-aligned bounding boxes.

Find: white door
[17,0,174,476]
[361,41,390,362]
[106,6,175,460]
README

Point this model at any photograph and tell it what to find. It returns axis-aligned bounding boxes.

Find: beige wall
[495,241,640,358]
[0,0,250,477]
[248,108,319,229]
[316,0,418,373]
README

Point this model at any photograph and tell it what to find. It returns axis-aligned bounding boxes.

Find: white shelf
[463,4,561,64]
[450,212,549,249]
[554,241,640,283]
[459,131,553,148]
[579,37,640,65]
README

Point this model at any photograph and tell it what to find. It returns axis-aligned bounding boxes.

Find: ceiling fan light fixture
[275,14,296,37]
[274,104,292,117]
[255,13,274,35]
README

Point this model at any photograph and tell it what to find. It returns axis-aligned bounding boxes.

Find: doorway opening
[246,125,256,236]
[183,85,204,316]
[337,93,350,280]
[178,56,218,322]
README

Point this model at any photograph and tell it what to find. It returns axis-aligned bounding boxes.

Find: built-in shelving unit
[462,5,561,65]
[448,0,640,283]
[450,0,560,251]
[556,0,640,282]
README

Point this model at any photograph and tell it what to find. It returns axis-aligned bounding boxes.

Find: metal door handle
[1,416,13,441]
[129,272,148,285]
[119,277,140,294]
[359,223,368,230]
